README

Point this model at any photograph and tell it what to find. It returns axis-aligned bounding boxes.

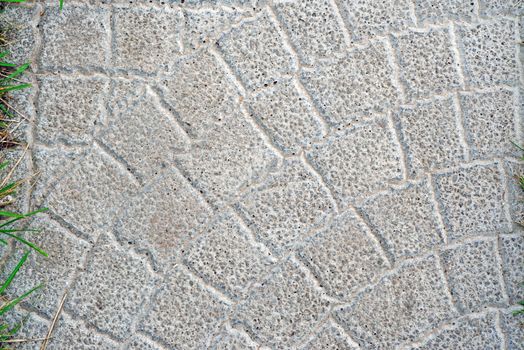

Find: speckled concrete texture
[1,0,523,349]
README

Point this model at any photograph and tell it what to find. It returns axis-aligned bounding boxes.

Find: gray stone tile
[334,255,456,349]
[184,210,275,299]
[408,311,502,350]
[113,7,180,73]
[139,267,231,350]
[395,96,465,177]
[297,210,389,300]
[441,239,506,313]
[233,259,330,348]
[31,144,89,206]
[479,0,524,17]
[160,50,240,139]
[47,146,139,241]
[338,0,413,41]
[433,163,509,241]
[47,314,121,350]
[235,158,336,254]
[217,10,295,90]
[181,8,247,53]
[98,83,189,181]
[300,320,357,350]
[114,169,214,271]
[210,328,259,350]
[306,116,403,206]
[392,28,461,101]
[66,233,155,340]
[0,6,38,65]
[414,0,476,24]
[500,235,524,304]
[274,0,346,64]
[127,335,165,350]
[39,5,110,69]
[457,19,519,87]
[360,180,443,261]
[36,75,109,145]
[460,89,519,160]
[245,77,324,155]
[301,41,399,125]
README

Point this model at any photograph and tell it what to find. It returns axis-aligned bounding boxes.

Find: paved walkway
[2,0,523,349]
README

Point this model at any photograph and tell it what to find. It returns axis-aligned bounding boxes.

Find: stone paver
[3,0,523,349]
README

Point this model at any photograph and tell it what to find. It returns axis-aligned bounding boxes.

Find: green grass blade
[0,83,31,93]
[0,51,10,60]
[59,0,63,10]
[0,250,30,294]
[0,284,42,317]
[0,62,29,83]
[0,208,48,229]
[0,161,8,171]
[0,62,17,68]
[0,211,24,218]
[0,232,47,256]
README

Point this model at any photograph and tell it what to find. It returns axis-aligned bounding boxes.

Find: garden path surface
[2,0,524,349]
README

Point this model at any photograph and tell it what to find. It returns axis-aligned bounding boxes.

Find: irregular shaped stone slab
[301,41,399,125]
[306,116,403,206]
[47,314,121,350]
[39,5,110,69]
[36,75,109,145]
[31,144,89,206]
[297,210,389,300]
[457,19,519,87]
[478,0,523,16]
[460,89,519,160]
[1,216,88,319]
[245,77,325,155]
[66,233,155,340]
[235,158,336,254]
[395,96,465,177]
[127,335,165,350]
[433,162,509,241]
[181,7,247,53]
[441,239,506,313]
[210,327,259,350]
[408,311,502,350]
[274,0,346,64]
[99,82,189,181]
[139,267,231,350]
[334,255,456,349]
[233,259,331,348]
[113,7,181,73]
[115,169,214,271]
[500,235,524,304]
[359,179,443,261]
[0,5,38,65]
[160,50,240,139]
[184,210,276,299]
[299,320,358,350]
[217,10,296,90]
[47,145,139,241]
[392,28,460,101]
[414,0,476,24]
[338,0,413,41]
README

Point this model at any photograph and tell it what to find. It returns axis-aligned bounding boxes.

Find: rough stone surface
[395,96,465,177]
[335,255,457,349]
[441,239,506,313]
[457,19,519,87]
[359,180,443,261]
[392,28,461,101]
[3,1,523,349]
[433,163,509,241]
[408,311,502,350]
